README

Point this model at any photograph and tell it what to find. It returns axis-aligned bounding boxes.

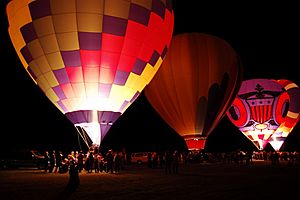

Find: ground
[1,161,299,200]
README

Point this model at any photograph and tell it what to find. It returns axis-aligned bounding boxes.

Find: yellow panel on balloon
[104,0,130,19]
[153,57,163,70]
[35,56,51,73]
[77,13,103,33]
[53,101,64,113]
[112,86,133,102]
[36,75,51,92]
[62,83,76,99]
[71,83,86,98]
[29,60,42,77]
[141,63,157,85]
[124,87,137,101]
[7,4,32,34]
[287,111,299,119]
[56,32,79,51]
[46,52,65,70]
[125,73,146,92]
[50,0,76,14]
[109,84,127,101]
[44,71,59,87]
[76,0,104,14]
[85,83,99,97]
[52,13,77,33]
[39,35,60,54]
[33,16,55,37]
[27,40,44,59]
[61,99,73,112]
[10,33,27,67]
[132,0,152,9]
[45,88,59,102]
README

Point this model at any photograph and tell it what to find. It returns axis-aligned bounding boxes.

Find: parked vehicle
[0,150,45,169]
[130,152,150,165]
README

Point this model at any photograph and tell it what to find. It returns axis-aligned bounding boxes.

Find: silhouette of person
[67,160,80,191]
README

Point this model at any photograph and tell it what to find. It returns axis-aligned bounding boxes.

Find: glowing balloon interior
[7,0,174,146]
[227,79,300,151]
[145,32,242,150]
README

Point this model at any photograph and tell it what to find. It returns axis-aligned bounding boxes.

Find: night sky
[1,1,300,153]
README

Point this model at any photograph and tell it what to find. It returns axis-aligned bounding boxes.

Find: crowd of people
[41,148,300,177]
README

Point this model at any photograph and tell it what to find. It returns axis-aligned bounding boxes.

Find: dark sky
[1,1,300,153]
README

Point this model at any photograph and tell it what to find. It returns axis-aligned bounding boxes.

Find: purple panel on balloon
[29,0,51,20]
[53,85,66,100]
[66,110,88,124]
[21,46,33,63]
[151,0,166,19]
[61,50,81,67]
[99,111,121,139]
[287,88,300,112]
[27,66,37,79]
[53,68,70,84]
[99,83,112,98]
[57,101,68,113]
[113,70,129,85]
[98,111,121,124]
[161,46,168,59]
[103,15,128,36]
[149,50,159,66]
[166,0,173,11]
[129,4,150,26]
[130,91,140,103]
[119,101,129,112]
[132,58,146,75]
[78,32,102,50]
[239,79,282,95]
[20,23,37,43]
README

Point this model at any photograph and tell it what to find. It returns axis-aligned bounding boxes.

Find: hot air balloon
[268,79,300,151]
[6,0,174,147]
[144,32,243,150]
[226,78,300,151]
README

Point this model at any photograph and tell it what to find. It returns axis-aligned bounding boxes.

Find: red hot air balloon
[144,32,242,150]
[6,0,174,147]
[227,78,300,151]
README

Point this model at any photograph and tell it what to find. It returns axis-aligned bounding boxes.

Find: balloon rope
[75,126,90,149]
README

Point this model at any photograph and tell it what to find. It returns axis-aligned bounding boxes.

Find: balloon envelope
[268,79,300,151]
[145,32,242,150]
[227,78,300,151]
[7,0,174,146]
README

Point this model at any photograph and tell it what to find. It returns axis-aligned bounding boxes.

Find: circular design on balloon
[227,98,248,127]
[274,92,290,124]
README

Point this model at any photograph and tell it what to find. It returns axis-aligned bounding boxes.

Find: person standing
[43,151,50,173]
[67,161,80,191]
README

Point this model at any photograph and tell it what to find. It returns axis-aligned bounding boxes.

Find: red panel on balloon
[102,33,124,53]
[121,37,142,57]
[125,21,148,42]
[66,66,83,83]
[101,51,120,70]
[117,54,135,72]
[80,50,101,67]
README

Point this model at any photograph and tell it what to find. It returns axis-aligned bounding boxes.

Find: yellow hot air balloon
[145,32,242,150]
[6,0,174,147]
